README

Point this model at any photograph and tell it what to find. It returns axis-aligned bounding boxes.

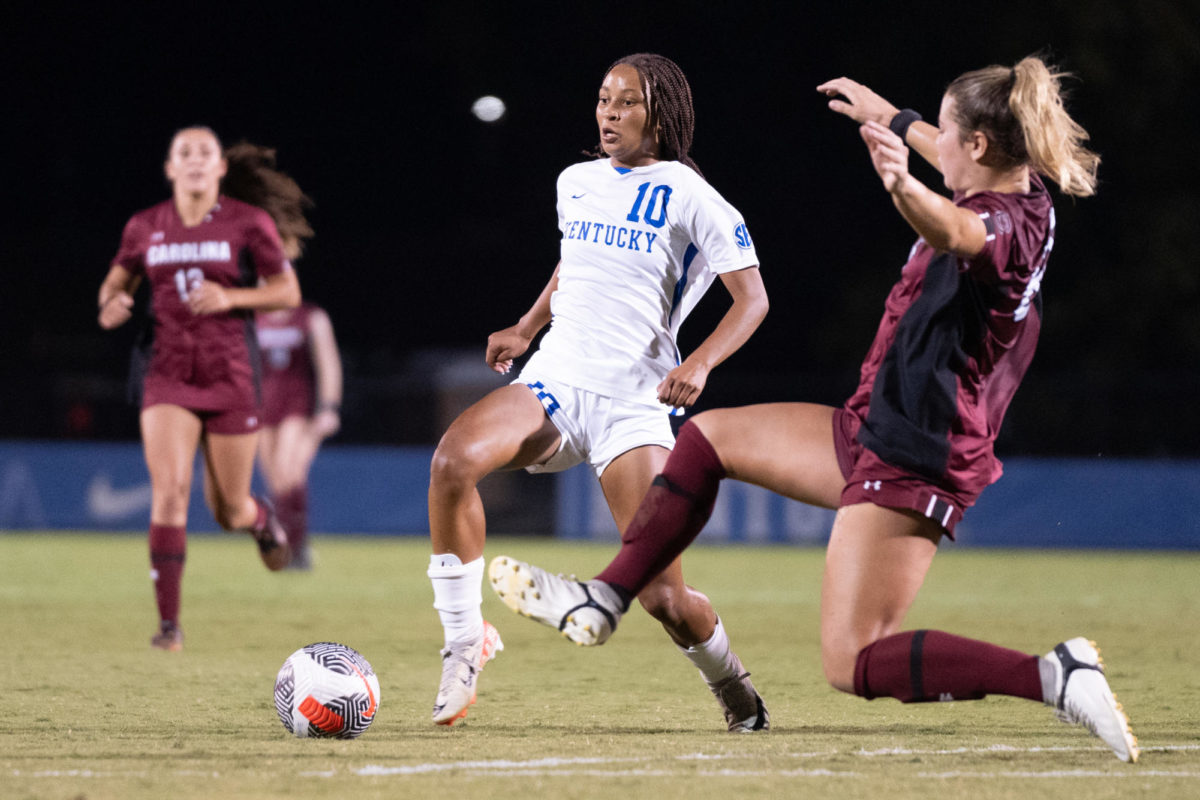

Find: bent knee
[635,582,713,638]
[429,440,494,492]
[636,583,683,625]
[209,501,241,530]
[821,640,866,695]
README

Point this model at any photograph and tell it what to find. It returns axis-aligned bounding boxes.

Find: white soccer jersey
[522,158,760,406]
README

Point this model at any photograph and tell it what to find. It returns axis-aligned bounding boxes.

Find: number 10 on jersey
[626,182,672,228]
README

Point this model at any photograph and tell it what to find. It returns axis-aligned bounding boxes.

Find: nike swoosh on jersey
[87,474,153,521]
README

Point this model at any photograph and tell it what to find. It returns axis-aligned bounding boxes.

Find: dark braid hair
[220,141,315,260]
[595,53,703,178]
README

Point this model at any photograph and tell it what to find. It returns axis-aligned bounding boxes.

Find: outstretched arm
[658,266,768,409]
[817,77,941,172]
[485,262,560,374]
[859,121,986,257]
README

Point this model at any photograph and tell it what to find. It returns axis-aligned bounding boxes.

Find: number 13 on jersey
[174,268,204,302]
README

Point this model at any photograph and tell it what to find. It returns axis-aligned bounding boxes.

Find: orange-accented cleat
[432,621,503,726]
[150,620,184,652]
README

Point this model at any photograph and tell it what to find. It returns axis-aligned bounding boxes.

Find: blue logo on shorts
[525,381,561,416]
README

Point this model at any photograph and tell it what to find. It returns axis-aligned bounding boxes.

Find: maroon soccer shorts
[142,400,262,435]
[831,408,977,539]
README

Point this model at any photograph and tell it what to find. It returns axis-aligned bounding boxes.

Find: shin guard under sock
[853,630,1044,703]
[596,420,726,598]
[149,524,186,624]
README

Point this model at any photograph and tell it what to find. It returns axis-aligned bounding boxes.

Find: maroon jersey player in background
[493,57,1139,762]
[256,301,343,569]
[97,127,313,652]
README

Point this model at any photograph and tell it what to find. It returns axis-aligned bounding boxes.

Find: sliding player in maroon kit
[256,301,343,569]
[492,57,1139,762]
[98,128,312,651]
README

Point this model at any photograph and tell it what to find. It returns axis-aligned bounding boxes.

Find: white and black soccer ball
[274,642,381,739]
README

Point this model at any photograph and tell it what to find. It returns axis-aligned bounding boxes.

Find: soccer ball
[274,642,381,739]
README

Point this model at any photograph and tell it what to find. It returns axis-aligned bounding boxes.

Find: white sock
[428,554,484,647]
[1039,656,1061,706]
[678,617,741,686]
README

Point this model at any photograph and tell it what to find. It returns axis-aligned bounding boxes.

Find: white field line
[851,744,1200,757]
[354,745,1200,780]
[10,745,1199,781]
[357,755,644,776]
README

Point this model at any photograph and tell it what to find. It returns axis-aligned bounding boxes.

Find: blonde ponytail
[1009,57,1100,197]
[947,55,1100,197]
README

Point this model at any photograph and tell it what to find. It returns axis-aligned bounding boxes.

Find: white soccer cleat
[488,555,624,646]
[1045,637,1139,762]
[431,620,503,726]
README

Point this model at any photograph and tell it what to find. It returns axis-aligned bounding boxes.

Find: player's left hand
[188,281,232,314]
[657,361,709,409]
[860,120,910,193]
[311,408,341,439]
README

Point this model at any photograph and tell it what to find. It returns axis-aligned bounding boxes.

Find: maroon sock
[853,630,1044,703]
[280,486,308,551]
[249,494,274,533]
[596,421,726,601]
[148,524,186,625]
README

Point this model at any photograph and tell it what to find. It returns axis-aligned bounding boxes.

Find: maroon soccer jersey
[113,196,290,415]
[843,174,1055,497]
[255,304,320,426]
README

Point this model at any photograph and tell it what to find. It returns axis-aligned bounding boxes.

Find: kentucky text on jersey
[562,220,658,253]
[146,240,233,267]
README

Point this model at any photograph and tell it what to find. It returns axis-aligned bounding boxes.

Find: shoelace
[712,672,754,707]
[438,645,478,696]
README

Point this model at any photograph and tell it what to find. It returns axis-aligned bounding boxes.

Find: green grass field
[1,533,1197,799]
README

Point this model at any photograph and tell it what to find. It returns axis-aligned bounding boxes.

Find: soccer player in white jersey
[427,53,770,730]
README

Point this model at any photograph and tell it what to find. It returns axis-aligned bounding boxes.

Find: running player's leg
[428,383,560,725]
[256,423,283,495]
[258,415,317,566]
[597,403,844,598]
[203,425,289,569]
[140,404,203,650]
[822,503,1138,761]
[489,403,844,645]
[429,384,560,560]
[202,428,261,530]
[597,444,768,731]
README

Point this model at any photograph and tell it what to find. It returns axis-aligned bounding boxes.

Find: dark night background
[5,1,1199,457]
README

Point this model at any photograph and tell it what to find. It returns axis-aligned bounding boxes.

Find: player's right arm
[97,264,141,330]
[816,77,940,172]
[485,262,560,374]
[307,307,343,439]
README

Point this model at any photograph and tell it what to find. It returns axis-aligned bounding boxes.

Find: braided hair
[220,141,315,259]
[596,53,703,178]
